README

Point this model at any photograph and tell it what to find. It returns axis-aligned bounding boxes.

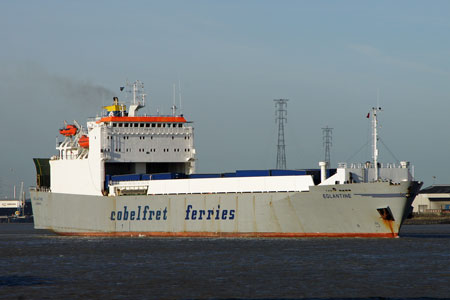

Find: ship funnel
[319,161,327,183]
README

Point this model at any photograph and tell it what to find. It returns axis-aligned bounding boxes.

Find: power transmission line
[274,99,288,169]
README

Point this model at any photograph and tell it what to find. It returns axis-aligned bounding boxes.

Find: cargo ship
[31,81,422,237]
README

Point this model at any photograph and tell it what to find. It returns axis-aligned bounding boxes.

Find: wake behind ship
[31,81,422,237]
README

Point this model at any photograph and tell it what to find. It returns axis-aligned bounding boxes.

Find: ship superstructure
[31,82,422,237]
[50,81,195,196]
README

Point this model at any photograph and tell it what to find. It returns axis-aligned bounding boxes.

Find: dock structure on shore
[0,198,33,223]
[0,215,34,223]
[413,185,450,214]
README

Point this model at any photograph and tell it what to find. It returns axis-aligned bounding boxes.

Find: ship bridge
[91,113,195,175]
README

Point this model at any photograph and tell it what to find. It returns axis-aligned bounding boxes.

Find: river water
[0,224,449,299]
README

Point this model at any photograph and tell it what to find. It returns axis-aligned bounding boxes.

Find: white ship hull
[31,181,421,238]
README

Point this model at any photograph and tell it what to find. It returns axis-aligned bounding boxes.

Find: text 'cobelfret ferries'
[110,205,236,221]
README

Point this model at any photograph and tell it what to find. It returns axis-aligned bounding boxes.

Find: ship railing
[338,162,411,169]
[109,181,149,196]
[87,117,101,123]
[110,127,189,136]
[30,186,51,192]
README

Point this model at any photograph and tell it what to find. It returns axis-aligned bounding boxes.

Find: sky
[1,0,450,198]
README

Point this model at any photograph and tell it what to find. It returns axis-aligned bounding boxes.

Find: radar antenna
[128,80,146,117]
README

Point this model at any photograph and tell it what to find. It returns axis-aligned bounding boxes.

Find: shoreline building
[412,185,450,213]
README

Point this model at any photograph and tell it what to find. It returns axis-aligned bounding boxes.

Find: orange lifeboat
[59,124,77,137]
[78,135,89,148]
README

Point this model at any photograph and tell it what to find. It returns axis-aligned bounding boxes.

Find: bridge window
[178,124,183,128]
[113,123,117,127]
[118,123,123,127]
[145,123,150,127]
[124,123,129,127]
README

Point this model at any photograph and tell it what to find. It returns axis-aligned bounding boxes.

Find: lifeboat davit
[78,135,89,148]
[59,124,77,137]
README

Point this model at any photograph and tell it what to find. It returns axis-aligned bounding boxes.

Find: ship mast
[371,106,381,181]
[128,80,146,117]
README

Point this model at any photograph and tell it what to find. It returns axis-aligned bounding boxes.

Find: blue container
[111,174,142,182]
[235,170,271,177]
[222,172,237,177]
[326,169,337,178]
[150,173,174,180]
[270,169,307,176]
[141,174,151,180]
[189,173,222,179]
[104,175,111,190]
[173,173,186,179]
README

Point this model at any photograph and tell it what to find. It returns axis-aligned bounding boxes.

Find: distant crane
[274,99,288,169]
